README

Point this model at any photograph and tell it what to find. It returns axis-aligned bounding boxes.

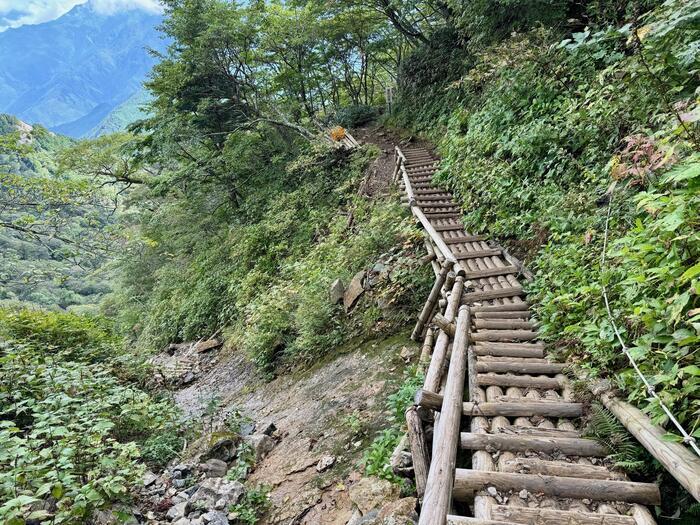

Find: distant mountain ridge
[0,1,164,138]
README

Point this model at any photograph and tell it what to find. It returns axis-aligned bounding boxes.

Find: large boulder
[201,511,228,525]
[189,478,244,511]
[200,458,228,478]
[344,270,366,312]
[243,433,275,463]
[329,278,345,305]
[349,477,400,515]
[165,501,187,521]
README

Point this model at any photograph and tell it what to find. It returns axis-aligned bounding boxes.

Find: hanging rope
[600,191,700,456]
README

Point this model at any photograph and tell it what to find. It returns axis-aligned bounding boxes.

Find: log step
[415,389,584,417]
[463,266,518,280]
[497,425,582,438]
[474,311,531,319]
[462,286,523,302]
[471,330,538,342]
[501,457,627,480]
[447,517,520,525]
[433,223,465,232]
[470,303,529,312]
[453,469,661,505]
[412,194,456,202]
[476,360,565,374]
[484,506,636,525]
[473,342,545,358]
[443,234,488,244]
[455,249,503,260]
[477,372,563,389]
[415,189,451,195]
[423,212,463,219]
[473,318,533,330]
[459,432,608,456]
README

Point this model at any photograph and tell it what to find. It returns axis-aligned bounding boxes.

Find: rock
[173,519,191,525]
[258,421,277,436]
[166,501,188,521]
[243,433,275,462]
[399,346,418,363]
[92,506,139,525]
[519,489,528,500]
[143,471,159,487]
[349,477,400,515]
[316,455,336,472]
[486,486,498,497]
[329,278,345,305]
[344,270,366,312]
[347,509,379,525]
[195,339,222,353]
[201,458,228,478]
[173,479,187,489]
[239,421,255,436]
[189,478,244,511]
[201,511,228,525]
[378,497,418,523]
[182,371,196,384]
[172,463,194,479]
[206,433,238,462]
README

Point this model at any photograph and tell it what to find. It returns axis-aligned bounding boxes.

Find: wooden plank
[462,286,524,302]
[473,319,533,330]
[455,249,502,260]
[474,311,531,319]
[415,389,584,417]
[497,425,581,438]
[500,457,626,480]
[419,307,471,525]
[453,470,661,505]
[459,432,608,456]
[476,360,565,374]
[412,266,451,341]
[447,517,514,525]
[434,223,465,232]
[601,392,700,502]
[490,506,636,525]
[406,406,430,500]
[477,373,563,389]
[423,212,463,219]
[463,266,518,280]
[471,330,538,342]
[470,303,529,312]
[473,342,544,358]
[443,235,488,244]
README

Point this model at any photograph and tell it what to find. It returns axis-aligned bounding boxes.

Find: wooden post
[406,406,430,501]
[419,328,434,371]
[601,392,700,502]
[432,312,455,337]
[424,277,464,392]
[412,266,451,341]
[419,306,470,525]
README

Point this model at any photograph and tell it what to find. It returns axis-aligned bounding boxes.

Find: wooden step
[447,517,520,525]
[476,360,565,374]
[412,194,455,202]
[415,189,450,195]
[453,470,661,505]
[462,286,524,302]
[459,432,608,456]
[473,342,545,358]
[423,212,462,219]
[415,389,584,417]
[463,266,518,280]
[477,372,563,389]
[470,303,529,312]
[494,506,636,524]
[471,330,538,342]
[455,249,503,260]
[433,223,465,232]
[496,425,582,438]
[474,311,531,319]
[443,234,488,244]
[473,318,533,330]
[421,205,461,212]
[501,457,627,480]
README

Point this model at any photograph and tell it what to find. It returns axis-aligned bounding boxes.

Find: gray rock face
[316,455,336,472]
[189,478,244,511]
[344,270,366,312]
[201,511,228,525]
[243,433,275,463]
[206,436,237,462]
[201,458,228,478]
[329,278,345,304]
[166,501,187,520]
[349,477,400,515]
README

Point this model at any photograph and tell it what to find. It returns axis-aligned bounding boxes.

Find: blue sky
[0,0,162,31]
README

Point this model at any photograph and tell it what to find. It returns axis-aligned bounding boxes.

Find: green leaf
[680,262,700,283]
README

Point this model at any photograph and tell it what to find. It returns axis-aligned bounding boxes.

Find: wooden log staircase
[393,145,665,525]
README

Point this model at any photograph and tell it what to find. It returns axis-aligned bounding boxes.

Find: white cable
[601,193,700,456]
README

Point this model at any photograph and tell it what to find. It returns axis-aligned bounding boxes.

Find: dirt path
[174,332,414,524]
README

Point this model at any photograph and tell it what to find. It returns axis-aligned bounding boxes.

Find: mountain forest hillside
[0,1,164,137]
[0,0,698,524]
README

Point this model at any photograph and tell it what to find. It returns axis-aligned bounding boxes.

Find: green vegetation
[0,307,181,524]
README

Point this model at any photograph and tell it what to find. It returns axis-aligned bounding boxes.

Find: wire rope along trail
[392,145,699,525]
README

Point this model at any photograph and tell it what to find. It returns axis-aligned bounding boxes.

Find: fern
[583,403,650,474]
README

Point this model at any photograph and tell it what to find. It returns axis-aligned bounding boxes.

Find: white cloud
[0,0,162,31]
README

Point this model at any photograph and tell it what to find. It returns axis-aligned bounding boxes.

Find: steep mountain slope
[0,1,164,137]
